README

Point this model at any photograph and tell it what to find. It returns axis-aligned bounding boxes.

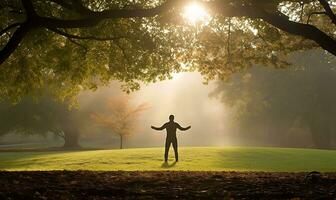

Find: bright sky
[182,2,211,25]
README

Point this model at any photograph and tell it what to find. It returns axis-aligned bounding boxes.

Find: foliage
[0,97,64,135]
[0,0,335,101]
[0,96,84,147]
[212,50,336,148]
[91,95,149,148]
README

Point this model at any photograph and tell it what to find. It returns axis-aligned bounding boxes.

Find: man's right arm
[151,123,166,131]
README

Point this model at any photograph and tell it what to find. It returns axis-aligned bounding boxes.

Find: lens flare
[183,3,210,25]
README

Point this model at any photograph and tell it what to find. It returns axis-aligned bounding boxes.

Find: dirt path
[1,171,336,199]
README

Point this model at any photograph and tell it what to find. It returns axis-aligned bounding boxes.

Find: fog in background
[79,72,232,148]
[78,50,336,149]
[2,51,335,149]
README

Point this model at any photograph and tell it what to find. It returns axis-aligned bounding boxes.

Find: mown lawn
[1,146,336,172]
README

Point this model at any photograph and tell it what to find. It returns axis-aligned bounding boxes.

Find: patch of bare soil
[0,171,336,199]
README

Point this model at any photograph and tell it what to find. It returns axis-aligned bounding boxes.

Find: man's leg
[164,138,171,162]
[172,137,178,162]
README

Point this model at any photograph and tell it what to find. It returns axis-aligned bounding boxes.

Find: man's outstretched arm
[177,123,191,131]
[151,123,166,131]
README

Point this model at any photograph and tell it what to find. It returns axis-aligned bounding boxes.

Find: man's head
[169,115,174,122]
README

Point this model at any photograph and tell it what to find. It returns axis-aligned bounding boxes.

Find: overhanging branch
[1,0,336,66]
[0,23,31,65]
[260,11,336,56]
[0,23,22,37]
[209,0,336,56]
[68,38,88,51]
[47,0,92,16]
[307,11,327,24]
[38,0,177,29]
[0,0,176,65]
[318,0,336,25]
[47,27,124,41]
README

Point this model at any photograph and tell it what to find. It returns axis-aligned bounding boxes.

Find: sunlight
[172,72,183,80]
[183,2,210,25]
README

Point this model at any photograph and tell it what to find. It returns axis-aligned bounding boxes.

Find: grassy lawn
[1,146,336,172]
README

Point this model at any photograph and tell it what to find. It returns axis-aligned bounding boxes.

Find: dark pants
[164,137,178,162]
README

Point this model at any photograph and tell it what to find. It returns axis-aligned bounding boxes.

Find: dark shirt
[153,121,189,139]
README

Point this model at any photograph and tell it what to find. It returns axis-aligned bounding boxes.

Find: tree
[0,0,336,101]
[0,96,86,148]
[91,95,149,149]
[212,50,336,148]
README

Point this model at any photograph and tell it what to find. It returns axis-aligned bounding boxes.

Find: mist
[1,51,335,149]
[79,72,231,148]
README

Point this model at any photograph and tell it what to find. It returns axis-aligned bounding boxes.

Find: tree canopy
[1,0,335,101]
[0,96,86,148]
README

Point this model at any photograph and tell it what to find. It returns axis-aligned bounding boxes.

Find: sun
[183,3,210,25]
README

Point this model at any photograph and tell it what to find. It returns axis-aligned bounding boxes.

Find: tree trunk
[120,135,123,149]
[63,130,80,149]
[310,118,331,149]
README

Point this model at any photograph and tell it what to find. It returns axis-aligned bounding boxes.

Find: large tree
[0,96,85,148]
[212,50,336,148]
[0,0,335,100]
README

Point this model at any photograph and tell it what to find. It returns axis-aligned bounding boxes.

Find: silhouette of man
[151,115,191,162]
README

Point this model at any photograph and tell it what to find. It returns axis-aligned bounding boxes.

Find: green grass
[1,146,336,172]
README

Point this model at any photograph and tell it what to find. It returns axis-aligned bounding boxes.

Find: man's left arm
[177,123,191,131]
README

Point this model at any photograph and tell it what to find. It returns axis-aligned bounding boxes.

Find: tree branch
[68,38,87,51]
[47,0,92,16]
[1,0,336,66]
[209,0,336,56]
[22,0,37,18]
[0,0,37,65]
[307,11,327,24]
[0,23,22,37]
[318,0,336,25]
[0,23,31,65]
[260,11,336,56]
[47,27,124,41]
[54,130,65,139]
[227,17,231,63]
[38,0,177,29]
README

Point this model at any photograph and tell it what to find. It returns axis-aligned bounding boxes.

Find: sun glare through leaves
[183,2,211,25]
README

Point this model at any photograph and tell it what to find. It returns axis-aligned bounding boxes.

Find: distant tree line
[0,95,147,149]
[213,50,336,148]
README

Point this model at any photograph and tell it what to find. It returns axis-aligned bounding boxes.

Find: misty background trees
[1,49,336,149]
[0,94,149,149]
[0,97,86,148]
[212,50,336,148]
[91,96,149,149]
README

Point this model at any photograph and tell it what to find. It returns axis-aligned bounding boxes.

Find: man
[151,115,191,162]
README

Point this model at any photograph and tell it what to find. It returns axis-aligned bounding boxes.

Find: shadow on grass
[161,161,177,168]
